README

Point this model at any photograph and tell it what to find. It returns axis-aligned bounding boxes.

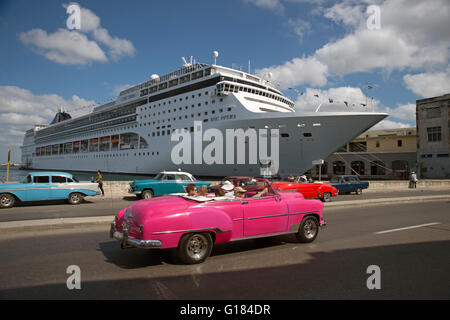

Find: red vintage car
[271,176,338,202]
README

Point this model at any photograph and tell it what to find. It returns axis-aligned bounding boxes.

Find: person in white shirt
[221,180,235,198]
[410,172,418,189]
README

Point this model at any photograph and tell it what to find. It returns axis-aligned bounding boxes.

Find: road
[0,199,449,299]
[1,189,449,222]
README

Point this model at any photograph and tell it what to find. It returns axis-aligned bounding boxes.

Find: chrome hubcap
[303,220,317,239]
[187,235,207,258]
[1,196,11,206]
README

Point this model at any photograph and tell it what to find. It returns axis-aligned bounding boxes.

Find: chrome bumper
[110,222,162,249]
[128,187,139,194]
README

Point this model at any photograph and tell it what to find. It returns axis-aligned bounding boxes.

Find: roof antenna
[181,56,192,68]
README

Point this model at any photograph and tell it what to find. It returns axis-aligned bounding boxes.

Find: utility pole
[6,149,11,183]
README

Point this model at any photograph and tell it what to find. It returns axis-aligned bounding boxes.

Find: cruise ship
[21,59,387,177]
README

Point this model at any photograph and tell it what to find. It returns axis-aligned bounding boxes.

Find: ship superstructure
[21,60,387,176]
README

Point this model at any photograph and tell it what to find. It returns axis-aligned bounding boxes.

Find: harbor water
[0,166,156,183]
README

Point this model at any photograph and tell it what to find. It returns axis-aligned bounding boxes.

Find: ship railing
[119,63,210,96]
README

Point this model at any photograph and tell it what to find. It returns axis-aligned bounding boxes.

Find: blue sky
[1,0,449,162]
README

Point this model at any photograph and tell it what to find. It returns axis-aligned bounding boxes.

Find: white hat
[221,180,235,191]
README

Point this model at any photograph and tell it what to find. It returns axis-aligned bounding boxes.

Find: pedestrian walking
[95,170,105,196]
[410,171,418,189]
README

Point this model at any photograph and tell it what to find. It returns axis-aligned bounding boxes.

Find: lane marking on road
[375,222,441,235]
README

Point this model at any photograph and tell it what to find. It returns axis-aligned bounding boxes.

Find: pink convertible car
[110,178,326,264]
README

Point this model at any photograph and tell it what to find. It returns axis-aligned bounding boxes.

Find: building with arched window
[311,127,417,180]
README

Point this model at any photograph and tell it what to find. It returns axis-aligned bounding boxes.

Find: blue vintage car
[0,172,100,208]
[129,171,210,199]
[329,175,369,195]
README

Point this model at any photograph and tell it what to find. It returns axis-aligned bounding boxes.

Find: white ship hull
[21,63,387,176]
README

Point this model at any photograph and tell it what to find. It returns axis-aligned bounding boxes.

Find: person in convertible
[234,186,269,198]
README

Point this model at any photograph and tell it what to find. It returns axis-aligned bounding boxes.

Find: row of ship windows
[35,116,137,145]
[34,133,149,156]
[36,93,226,144]
[36,102,143,139]
[138,67,211,97]
[34,119,310,156]
[140,91,211,108]
[34,106,235,148]
[138,94,223,115]
[217,83,294,108]
[138,107,233,125]
[34,152,162,160]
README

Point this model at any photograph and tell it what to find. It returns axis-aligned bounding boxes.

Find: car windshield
[22,175,32,184]
[153,173,164,180]
[237,179,257,187]
[72,176,79,183]
[236,180,276,198]
[330,176,340,183]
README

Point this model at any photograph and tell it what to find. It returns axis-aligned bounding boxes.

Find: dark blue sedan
[329,175,369,195]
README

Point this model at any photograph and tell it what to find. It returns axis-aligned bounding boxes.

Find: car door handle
[242,201,249,205]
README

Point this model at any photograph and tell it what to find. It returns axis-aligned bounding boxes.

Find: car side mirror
[275,195,282,202]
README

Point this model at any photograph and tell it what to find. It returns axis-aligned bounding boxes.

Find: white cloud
[0,86,94,152]
[255,0,450,91]
[323,1,367,28]
[256,56,328,89]
[287,18,311,41]
[381,103,416,122]
[403,68,450,98]
[293,87,416,131]
[294,86,378,112]
[113,84,133,96]
[19,3,135,65]
[243,0,283,10]
[370,119,412,131]
[19,28,108,65]
[92,27,135,61]
[317,0,450,75]
[78,5,135,61]
[244,0,326,10]
[315,28,435,75]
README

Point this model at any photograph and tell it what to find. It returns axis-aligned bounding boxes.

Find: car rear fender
[148,207,234,249]
[285,198,324,227]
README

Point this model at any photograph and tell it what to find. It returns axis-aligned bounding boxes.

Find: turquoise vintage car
[0,172,99,208]
[129,171,210,199]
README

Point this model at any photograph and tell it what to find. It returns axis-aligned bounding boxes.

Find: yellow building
[310,128,417,180]
[350,128,417,153]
